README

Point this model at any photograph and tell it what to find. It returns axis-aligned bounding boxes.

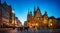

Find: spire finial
[34,6,36,11]
[29,11,32,17]
[30,11,32,14]
[45,11,47,14]
[44,10,48,16]
[37,6,40,10]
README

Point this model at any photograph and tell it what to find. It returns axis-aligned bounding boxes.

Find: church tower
[43,11,48,28]
[27,11,30,22]
[29,11,33,22]
[34,6,42,23]
[34,6,37,17]
[29,11,32,17]
[35,6,42,18]
[27,10,33,22]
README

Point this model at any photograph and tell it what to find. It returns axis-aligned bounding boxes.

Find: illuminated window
[49,19,52,22]
[44,19,47,24]
[50,23,53,26]
[36,23,38,26]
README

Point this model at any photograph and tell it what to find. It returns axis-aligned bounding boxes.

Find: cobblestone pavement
[0,28,60,33]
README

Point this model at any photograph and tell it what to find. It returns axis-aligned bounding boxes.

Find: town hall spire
[34,6,37,17]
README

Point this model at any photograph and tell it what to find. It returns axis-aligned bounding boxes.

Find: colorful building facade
[25,6,58,29]
[0,0,22,28]
[0,1,12,28]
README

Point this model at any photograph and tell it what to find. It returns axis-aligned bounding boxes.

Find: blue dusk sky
[1,0,60,24]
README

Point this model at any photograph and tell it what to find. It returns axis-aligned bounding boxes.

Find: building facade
[14,17,22,27]
[25,6,58,29]
[0,1,12,28]
[0,0,22,28]
[57,18,60,29]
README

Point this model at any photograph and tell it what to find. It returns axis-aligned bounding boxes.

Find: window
[37,17,40,20]
[2,8,9,19]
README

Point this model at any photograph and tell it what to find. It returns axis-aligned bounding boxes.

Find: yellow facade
[26,7,49,29]
[25,7,57,29]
